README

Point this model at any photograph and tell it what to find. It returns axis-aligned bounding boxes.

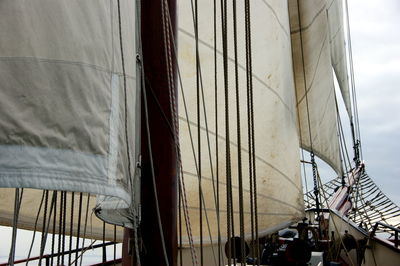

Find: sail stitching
[261,0,290,38]
[178,118,302,192]
[290,2,327,34]
[186,206,296,216]
[182,171,303,212]
[295,32,329,105]
[295,0,321,217]
[0,56,136,80]
[178,28,295,116]
[107,74,121,183]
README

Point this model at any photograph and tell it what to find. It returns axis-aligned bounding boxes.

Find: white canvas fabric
[328,0,352,116]
[178,0,304,246]
[0,0,349,247]
[0,0,138,239]
[289,0,343,175]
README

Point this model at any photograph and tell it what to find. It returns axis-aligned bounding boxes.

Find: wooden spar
[139,0,178,265]
[122,0,177,264]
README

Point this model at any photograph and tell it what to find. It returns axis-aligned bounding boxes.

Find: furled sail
[289,0,343,175]
[0,1,138,240]
[178,0,304,245]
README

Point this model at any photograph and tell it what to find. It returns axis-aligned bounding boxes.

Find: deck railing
[0,241,118,266]
[371,222,400,248]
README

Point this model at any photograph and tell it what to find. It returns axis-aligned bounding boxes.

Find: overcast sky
[347,0,400,205]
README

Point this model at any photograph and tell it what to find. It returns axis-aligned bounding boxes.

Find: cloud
[344,0,400,205]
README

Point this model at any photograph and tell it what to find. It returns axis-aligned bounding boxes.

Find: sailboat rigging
[0,0,399,265]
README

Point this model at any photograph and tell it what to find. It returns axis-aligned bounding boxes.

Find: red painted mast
[138,0,178,265]
[141,0,178,266]
[123,0,177,264]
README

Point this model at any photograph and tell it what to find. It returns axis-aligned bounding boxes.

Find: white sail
[289,0,343,175]
[0,0,138,240]
[0,0,347,249]
[178,0,304,245]
[328,0,352,116]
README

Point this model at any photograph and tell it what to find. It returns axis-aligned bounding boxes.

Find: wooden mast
[138,0,178,265]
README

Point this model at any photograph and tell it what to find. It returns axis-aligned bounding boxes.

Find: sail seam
[180,219,302,246]
[290,2,327,34]
[178,28,295,116]
[260,0,290,38]
[296,32,329,105]
[182,170,302,211]
[0,169,105,182]
[106,74,120,183]
[179,117,302,192]
[0,56,136,80]
[185,206,298,216]
[0,172,130,203]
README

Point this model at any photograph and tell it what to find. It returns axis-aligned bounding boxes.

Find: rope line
[142,58,170,266]
[79,193,91,266]
[213,0,223,264]
[162,0,201,264]
[68,192,75,265]
[51,191,58,266]
[344,0,362,162]
[232,0,246,263]
[8,188,23,266]
[75,192,83,266]
[26,190,46,265]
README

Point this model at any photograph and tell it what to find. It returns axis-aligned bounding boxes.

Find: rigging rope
[179,186,183,266]
[39,190,49,266]
[26,190,46,265]
[51,191,58,266]
[194,0,204,263]
[161,2,206,265]
[61,191,67,266]
[163,2,201,262]
[79,193,91,266]
[168,2,239,265]
[187,0,222,262]
[142,57,170,265]
[113,225,117,265]
[295,0,322,219]
[219,0,235,264]
[8,188,23,266]
[344,0,362,163]
[75,192,83,266]
[39,191,56,266]
[213,0,223,263]
[232,1,246,264]
[116,0,133,195]
[244,1,259,262]
[69,192,75,265]
[335,96,352,179]
[316,171,356,266]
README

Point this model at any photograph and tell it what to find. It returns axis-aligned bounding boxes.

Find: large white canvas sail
[178,0,304,245]
[0,0,138,240]
[289,0,343,175]
[327,0,352,116]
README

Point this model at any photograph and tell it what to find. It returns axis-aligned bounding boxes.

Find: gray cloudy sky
[348,0,400,205]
